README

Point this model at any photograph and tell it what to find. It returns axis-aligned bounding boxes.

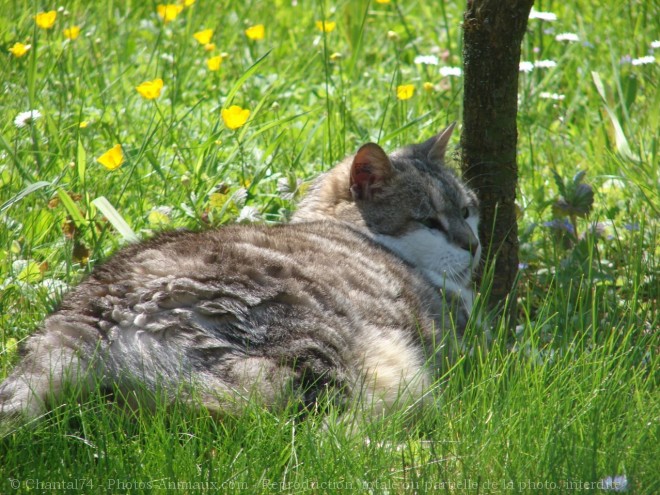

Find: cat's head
[293,123,480,292]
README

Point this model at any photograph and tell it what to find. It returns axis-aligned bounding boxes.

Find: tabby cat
[0,123,480,425]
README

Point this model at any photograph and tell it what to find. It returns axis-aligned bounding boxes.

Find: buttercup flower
[396,84,415,100]
[157,4,184,23]
[204,43,216,51]
[316,21,336,33]
[182,0,196,5]
[35,11,57,29]
[207,55,222,71]
[14,110,42,128]
[193,29,213,45]
[221,105,250,130]
[423,82,435,92]
[376,0,391,3]
[245,24,265,41]
[97,144,124,170]
[9,42,31,58]
[63,26,81,40]
[136,78,164,100]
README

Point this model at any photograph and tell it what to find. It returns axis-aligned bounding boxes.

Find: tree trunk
[461,0,534,311]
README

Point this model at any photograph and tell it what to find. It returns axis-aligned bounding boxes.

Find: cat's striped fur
[0,124,480,424]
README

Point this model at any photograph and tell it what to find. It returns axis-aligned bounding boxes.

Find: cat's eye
[421,218,446,233]
[462,207,470,219]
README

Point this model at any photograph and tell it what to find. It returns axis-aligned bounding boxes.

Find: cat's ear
[349,143,394,201]
[427,122,456,164]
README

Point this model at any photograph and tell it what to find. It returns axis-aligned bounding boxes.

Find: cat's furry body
[0,124,480,425]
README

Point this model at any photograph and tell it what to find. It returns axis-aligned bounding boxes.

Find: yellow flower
[329,52,343,62]
[35,10,57,29]
[396,84,415,100]
[157,4,184,23]
[193,28,213,45]
[221,105,250,130]
[182,0,196,5]
[376,0,391,3]
[97,145,124,171]
[207,55,222,71]
[63,26,81,40]
[148,209,171,227]
[316,20,336,33]
[79,121,89,128]
[204,43,216,51]
[209,192,229,210]
[245,24,265,41]
[9,42,31,58]
[136,78,164,100]
[423,81,435,92]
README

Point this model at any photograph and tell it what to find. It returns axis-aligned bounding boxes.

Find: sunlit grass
[1,0,658,493]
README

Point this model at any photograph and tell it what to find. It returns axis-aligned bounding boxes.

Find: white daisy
[539,92,565,101]
[529,9,557,21]
[651,40,660,49]
[414,55,439,65]
[519,61,534,73]
[534,59,558,68]
[555,33,579,42]
[631,55,655,66]
[14,109,42,128]
[439,66,462,77]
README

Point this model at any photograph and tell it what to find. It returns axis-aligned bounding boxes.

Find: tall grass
[1,0,658,493]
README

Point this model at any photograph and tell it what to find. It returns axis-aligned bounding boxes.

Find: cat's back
[87,220,425,298]
[61,221,440,350]
[47,221,442,413]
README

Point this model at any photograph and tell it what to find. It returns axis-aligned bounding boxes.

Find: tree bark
[461,0,534,310]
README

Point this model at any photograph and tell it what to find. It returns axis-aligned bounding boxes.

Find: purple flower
[543,219,575,234]
[600,475,628,492]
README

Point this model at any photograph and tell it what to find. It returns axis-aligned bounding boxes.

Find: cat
[0,123,480,427]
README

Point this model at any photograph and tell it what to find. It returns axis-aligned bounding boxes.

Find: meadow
[0,0,658,493]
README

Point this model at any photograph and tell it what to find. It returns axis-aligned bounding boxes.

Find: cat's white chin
[373,229,478,304]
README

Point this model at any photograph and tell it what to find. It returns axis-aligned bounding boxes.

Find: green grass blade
[223,50,272,109]
[591,71,640,163]
[1,181,51,214]
[91,196,139,243]
[57,189,87,229]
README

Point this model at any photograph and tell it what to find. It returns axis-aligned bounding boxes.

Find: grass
[1,0,658,493]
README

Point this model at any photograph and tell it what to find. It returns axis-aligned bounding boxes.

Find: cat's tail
[0,316,97,430]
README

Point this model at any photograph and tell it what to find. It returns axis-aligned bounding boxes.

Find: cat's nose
[458,230,479,257]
